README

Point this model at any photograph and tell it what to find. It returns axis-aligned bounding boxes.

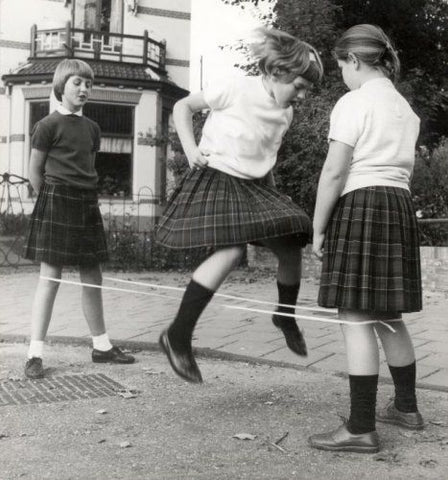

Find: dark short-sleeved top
[31,111,101,189]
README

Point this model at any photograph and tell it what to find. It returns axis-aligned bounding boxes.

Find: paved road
[1,268,447,391]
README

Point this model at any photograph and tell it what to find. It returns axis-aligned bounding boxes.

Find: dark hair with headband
[333,24,400,82]
[249,27,324,84]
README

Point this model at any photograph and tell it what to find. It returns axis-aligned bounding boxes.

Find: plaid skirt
[318,186,422,313]
[155,168,312,249]
[23,183,109,266]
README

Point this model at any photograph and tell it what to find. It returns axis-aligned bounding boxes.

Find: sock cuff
[189,279,215,296]
[276,280,301,290]
[28,340,44,359]
[92,332,113,351]
[349,374,379,392]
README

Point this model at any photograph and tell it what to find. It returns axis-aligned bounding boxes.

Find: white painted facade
[0,0,191,218]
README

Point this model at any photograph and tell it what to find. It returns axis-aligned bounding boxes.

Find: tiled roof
[6,58,170,83]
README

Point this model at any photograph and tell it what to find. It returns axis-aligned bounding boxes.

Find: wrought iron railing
[0,173,207,270]
[0,173,32,267]
[30,23,166,69]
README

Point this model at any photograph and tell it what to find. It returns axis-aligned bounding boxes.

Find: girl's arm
[28,148,47,194]
[264,169,276,188]
[173,92,210,169]
[312,140,353,259]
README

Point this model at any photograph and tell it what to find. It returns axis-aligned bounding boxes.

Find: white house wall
[0,0,191,217]
[125,0,191,89]
[134,89,158,194]
[0,0,67,41]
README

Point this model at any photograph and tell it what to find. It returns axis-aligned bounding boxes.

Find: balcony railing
[30,23,166,70]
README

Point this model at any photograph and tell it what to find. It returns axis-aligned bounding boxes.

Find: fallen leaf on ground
[429,420,446,426]
[232,433,257,441]
[117,389,138,399]
[419,459,437,468]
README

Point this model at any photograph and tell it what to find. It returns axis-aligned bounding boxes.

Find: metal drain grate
[0,373,127,406]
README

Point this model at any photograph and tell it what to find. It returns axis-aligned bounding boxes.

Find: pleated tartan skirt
[23,183,109,266]
[318,186,422,313]
[155,168,312,249]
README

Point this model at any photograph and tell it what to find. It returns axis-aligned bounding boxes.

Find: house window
[84,102,134,198]
[29,101,134,198]
[73,0,122,33]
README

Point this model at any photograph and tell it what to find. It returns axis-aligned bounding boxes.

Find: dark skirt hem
[155,168,312,250]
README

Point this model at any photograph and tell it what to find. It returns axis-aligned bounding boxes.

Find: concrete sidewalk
[2,342,448,480]
[0,268,447,390]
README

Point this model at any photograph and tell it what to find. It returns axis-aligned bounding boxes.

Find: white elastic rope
[103,276,334,313]
[40,276,397,332]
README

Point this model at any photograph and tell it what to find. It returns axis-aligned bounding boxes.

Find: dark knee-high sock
[347,374,378,434]
[388,361,418,413]
[274,281,300,325]
[168,279,214,352]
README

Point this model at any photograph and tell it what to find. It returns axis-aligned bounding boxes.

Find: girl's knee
[221,245,245,261]
[79,263,102,284]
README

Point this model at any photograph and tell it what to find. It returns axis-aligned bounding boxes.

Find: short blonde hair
[333,24,400,82]
[249,27,323,84]
[52,59,94,101]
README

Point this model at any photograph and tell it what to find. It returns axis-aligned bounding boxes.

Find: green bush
[412,137,448,219]
[0,213,29,236]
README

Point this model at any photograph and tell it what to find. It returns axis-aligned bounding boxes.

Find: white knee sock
[92,332,113,351]
[28,340,44,359]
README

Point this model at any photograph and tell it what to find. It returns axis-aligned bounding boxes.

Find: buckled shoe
[159,330,202,383]
[376,400,424,430]
[272,313,307,356]
[92,346,135,364]
[24,357,45,379]
[309,423,380,453]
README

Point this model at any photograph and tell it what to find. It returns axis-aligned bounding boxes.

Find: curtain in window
[100,137,132,154]
[74,0,100,30]
[109,0,123,33]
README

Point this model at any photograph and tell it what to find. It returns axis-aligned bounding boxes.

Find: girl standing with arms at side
[23,59,135,379]
[156,28,323,383]
[309,24,424,454]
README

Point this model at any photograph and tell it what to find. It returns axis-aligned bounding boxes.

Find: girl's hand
[312,232,325,261]
[187,147,209,170]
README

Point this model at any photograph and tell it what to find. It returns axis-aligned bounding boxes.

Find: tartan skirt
[155,168,312,249]
[23,183,109,266]
[318,186,422,313]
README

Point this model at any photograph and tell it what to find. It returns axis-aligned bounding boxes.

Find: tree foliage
[220,0,448,216]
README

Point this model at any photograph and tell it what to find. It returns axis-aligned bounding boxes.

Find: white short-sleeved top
[199,75,293,179]
[328,77,420,196]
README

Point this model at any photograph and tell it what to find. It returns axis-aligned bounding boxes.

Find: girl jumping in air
[309,24,424,454]
[156,28,323,383]
[23,59,135,379]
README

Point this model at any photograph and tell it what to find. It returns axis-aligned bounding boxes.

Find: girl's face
[61,75,92,112]
[337,58,360,90]
[267,74,312,108]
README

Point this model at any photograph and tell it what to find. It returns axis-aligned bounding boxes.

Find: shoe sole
[92,358,135,364]
[272,320,308,357]
[376,416,424,430]
[309,442,379,454]
[24,372,45,379]
[159,332,202,384]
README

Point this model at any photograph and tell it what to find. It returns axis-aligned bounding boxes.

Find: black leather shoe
[92,346,135,364]
[159,330,203,383]
[24,357,45,379]
[377,400,424,430]
[309,423,379,453]
[272,313,307,356]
